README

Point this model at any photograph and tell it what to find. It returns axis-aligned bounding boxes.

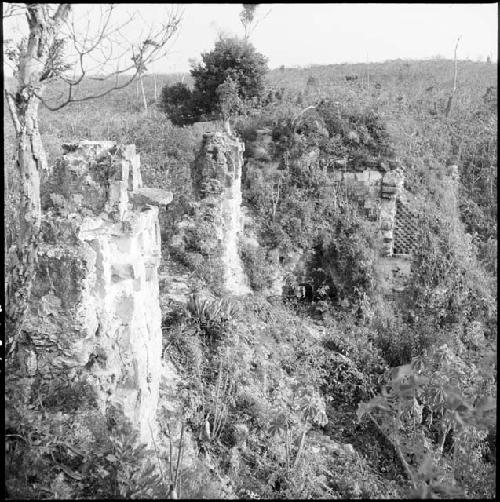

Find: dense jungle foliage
[4,51,497,499]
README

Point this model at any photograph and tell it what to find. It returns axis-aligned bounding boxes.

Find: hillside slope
[4,59,496,499]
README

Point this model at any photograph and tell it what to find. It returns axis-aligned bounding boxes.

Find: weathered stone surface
[22,141,166,446]
[132,187,173,206]
[192,132,251,295]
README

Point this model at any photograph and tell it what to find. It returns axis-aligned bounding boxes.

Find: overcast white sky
[167,3,498,71]
[3,3,498,74]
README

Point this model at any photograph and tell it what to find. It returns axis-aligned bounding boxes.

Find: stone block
[111,264,135,282]
[381,180,398,193]
[383,171,403,186]
[367,170,382,183]
[132,188,173,207]
[62,141,116,160]
[355,171,369,183]
[365,158,379,168]
[381,243,393,256]
[379,222,391,233]
[331,171,343,182]
[381,192,396,199]
[382,230,393,241]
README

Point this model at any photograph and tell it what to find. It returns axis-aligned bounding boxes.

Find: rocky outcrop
[192,132,251,296]
[20,141,172,445]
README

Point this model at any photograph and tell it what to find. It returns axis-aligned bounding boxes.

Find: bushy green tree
[190,36,268,117]
[160,82,197,126]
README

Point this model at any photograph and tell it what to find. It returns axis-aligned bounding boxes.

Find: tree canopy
[190,36,268,117]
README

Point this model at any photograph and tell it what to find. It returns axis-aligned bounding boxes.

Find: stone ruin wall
[242,128,415,298]
[192,132,251,296]
[19,141,172,445]
[329,161,459,297]
[243,126,460,300]
[328,161,411,296]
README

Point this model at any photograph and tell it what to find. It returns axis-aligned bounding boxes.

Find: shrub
[190,36,268,118]
[403,197,496,331]
[239,244,276,292]
[160,82,198,125]
[5,399,165,499]
[311,203,378,305]
[169,202,226,294]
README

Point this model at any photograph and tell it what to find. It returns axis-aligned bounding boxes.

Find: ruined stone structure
[192,132,251,296]
[20,141,172,445]
[240,123,466,301]
[327,160,412,296]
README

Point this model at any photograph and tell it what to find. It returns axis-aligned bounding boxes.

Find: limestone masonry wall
[20,141,172,445]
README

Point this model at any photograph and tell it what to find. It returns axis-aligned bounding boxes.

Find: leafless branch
[32,5,182,109]
[3,3,25,18]
[445,35,461,118]
[37,71,139,111]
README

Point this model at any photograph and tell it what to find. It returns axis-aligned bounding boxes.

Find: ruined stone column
[20,141,172,445]
[375,168,412,296]
[192,132,251,295]
[379,169,405,257]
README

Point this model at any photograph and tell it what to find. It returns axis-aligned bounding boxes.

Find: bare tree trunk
[4,3,70,357]
[154,73,158,101]
[445,36,461,118]
[140,73,148,111]
[5,93,47,357]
